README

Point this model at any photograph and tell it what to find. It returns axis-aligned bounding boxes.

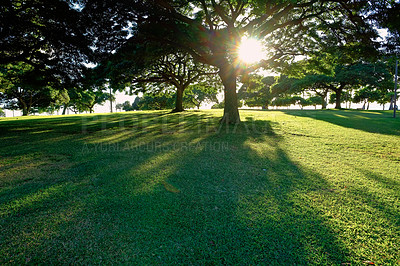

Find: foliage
[59,86,112,114]
[0,62,60,115]
[211,102,224,109]
[136,93,176,111]
[274,59,394,109]
[308,95,324,109]
[131,97,141,111]
[352,86,386,110]
[0,0,91,83]
[272,96,296,108]
[238,75,275,109]
[76,87,113,113]
[184,85,219,109]
[115,103,123,112]
[93,37,220,113]
[81,0,375,123]
[367,1,400,53]
[118,99,142,112]
[121,101,134,112]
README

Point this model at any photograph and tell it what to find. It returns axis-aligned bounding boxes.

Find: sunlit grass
[0,109,399,264]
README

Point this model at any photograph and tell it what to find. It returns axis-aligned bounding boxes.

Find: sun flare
[238,37,264,64]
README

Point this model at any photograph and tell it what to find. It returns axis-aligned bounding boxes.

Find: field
[1,109,399,264]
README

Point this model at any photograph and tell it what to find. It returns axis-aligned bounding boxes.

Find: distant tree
[329,92,348,108]
[0,107,5,117]
[377,91,394,110]
[308,96,324,109]
[77,87,113,113]
[352,87,380,110]
[290,96,310,110]
[0,62,57,115]
[185,85,219,110]
[239,75,275,109]
[131,97,141,111]
[272,97,296,109]
[290,75,332,109]
[115,103,123,112]
[137,93,175,110]
[211,102,224,109]
[276,61,394,109]
[36,89,70,115]
[122,101,133,111]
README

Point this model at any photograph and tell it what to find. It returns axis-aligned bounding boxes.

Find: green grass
[1,109,399,265]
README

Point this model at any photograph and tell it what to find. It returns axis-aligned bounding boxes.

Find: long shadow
[2,112,396,264]
[82,120,351,264]
[274,109,400,136]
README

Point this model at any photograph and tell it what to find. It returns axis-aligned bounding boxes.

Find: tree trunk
[219,65,240,124]
[335,89,342,109]
[367,101,370,110]
[172,87,184,112]
[389,95,394,110]
[110,87,113,113]
[319,91,328,109]
[20,100,28,116]
[22,106,28,116]
[62,104,68,115]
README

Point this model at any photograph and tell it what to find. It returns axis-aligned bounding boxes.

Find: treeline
[116,86,219,112]
[236,58,396,111]
[1,57,397,116]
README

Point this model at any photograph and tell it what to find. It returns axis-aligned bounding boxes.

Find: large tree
[0,0,91,82]
[0,62,58,115]
[273,61,393,109]
[1,0,95,116]
[81,0,376,123]
[99,49,218,113]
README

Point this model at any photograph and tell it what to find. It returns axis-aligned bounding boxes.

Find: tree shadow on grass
[0,113,358,264]
[279,109,400,136]
[237,109,400,136]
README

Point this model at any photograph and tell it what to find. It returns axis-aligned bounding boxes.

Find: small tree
[185,85,219,110]
[0,62,59,115]
[308,96,324,109]
[238,75,275,109]
[272,97,295,109]
[137,93,175,110]
[122,101,133,111]
[115,103,123,112]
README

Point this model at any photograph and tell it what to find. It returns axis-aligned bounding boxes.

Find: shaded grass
[0,109,399,264]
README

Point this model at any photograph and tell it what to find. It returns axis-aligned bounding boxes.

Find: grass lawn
[1,109,399,264]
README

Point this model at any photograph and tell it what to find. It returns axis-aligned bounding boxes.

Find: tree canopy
[79,0,377,123]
